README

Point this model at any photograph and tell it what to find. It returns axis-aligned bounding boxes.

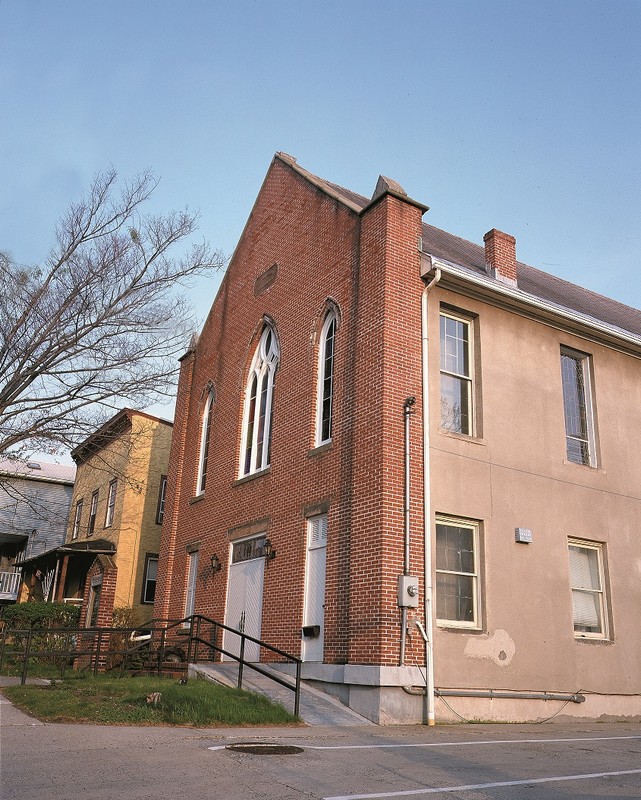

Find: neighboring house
[21,409,171,627]
[0,459,75,603]
[154,153,641,725]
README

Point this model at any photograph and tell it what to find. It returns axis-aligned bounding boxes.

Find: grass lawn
[1,674,299,727]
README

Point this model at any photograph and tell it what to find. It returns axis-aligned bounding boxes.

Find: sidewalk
[0,675,48,727]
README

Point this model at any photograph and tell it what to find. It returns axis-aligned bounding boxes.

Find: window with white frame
[196,389,215,494]
[568,539,608,638]
[436,516,480,627]
[560,347,596,466]
[105,479,117,527]
[316,311,336,446]
[72,499,83,540]
[88,490,98,536]
[184,549,199,620]
[156,475,167,525]
[240,323,280,476]
[440,310,474,435]
[141,554,158,604]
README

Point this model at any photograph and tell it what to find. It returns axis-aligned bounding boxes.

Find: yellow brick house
[23,409,173,627]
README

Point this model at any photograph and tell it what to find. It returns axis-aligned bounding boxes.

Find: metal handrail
[187,614,302,717]
[0,624,189,682]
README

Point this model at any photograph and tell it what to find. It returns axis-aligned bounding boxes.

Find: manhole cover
[226,742,304,755]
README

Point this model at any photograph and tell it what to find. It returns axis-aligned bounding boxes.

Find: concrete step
[189,662,373,726]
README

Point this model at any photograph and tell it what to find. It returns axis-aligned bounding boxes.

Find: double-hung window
[184,549,199,621]
[315,312,336,446]
[156,475,167,525]
[141,554,159,605]
[88,491,98,536]
[440,311,474,435]
[240,324,279,476]
[560,347,596,466]
[436,516,480,628]
[568,539,608,639]
[72,499,83,540]
[196,390,214,494]
[105,479,117,527]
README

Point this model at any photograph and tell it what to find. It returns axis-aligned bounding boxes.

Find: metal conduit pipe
[420,266,441,726]
[436,689,586,703]
[402,686,585,703]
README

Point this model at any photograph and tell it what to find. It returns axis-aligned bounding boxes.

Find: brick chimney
[483,228,517,287]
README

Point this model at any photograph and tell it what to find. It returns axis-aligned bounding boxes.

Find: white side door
[302,514,327,662]
[223,537,265,662]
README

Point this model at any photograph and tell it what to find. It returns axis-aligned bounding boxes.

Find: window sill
[233,467,271,487]
[308,441,333,458]
[574,634,612,645]
[437,622,482,632]
[563,459,603,473]
[189,493,205,505]
[438,429,486,446]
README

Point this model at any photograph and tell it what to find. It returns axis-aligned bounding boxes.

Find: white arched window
[196,388,215,495]
[240,324,280,476]
[315,311,336,446]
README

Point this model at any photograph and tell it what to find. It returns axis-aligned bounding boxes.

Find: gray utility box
[398,575,419,608]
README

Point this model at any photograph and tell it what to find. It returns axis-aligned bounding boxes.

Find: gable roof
[276,153,641,340]
[71,407,173,464]
[0,457,76,485]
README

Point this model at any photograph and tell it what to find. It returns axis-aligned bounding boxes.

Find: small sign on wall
[515,527,533,544]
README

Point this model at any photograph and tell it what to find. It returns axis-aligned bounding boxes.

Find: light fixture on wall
[263,538,276,561]
[210,553,222,574]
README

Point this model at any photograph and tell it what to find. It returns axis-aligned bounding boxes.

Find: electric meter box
[398,575,419,608]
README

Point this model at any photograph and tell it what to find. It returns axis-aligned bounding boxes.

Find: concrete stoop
[189,662,373,726]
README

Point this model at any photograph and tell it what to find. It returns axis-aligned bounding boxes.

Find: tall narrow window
[141,554,159,604]
[196,390,215,494]
[72,499,83,540]
[184,549,199,621]
[105,479,117,527]
[88,491,98,536]
[440,311,474,435]
[436,516,480,628]
[316,312,336,446]
[87,581,102,627]
[240,324,280,476]
[156,475,167,525]
[568,539,608,639]
[561,347,596,466]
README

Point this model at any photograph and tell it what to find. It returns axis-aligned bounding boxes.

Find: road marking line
[208,734,641,753]
[323,768,641,799]
[307,734,641,751]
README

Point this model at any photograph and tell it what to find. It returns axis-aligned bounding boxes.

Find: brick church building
[155,153,641,724]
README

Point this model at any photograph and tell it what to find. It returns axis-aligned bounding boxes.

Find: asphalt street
[2,690,641,799]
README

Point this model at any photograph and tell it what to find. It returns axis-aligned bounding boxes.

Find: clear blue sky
[2,0,640,410]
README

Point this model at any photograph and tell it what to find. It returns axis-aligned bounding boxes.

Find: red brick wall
[155,347,196,620]
[484,228,517,283]
[155,157,428,668]
[80,556,117,628]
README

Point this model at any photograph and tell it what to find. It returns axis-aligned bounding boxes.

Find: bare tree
[0,169,224,458]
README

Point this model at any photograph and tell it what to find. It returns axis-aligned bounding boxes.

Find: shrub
[1,602,81,630]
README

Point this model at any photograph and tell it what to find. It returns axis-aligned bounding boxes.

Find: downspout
[421,264,441,726]
[399,396,416,666]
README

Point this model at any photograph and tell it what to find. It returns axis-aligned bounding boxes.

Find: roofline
[71,407,173,461]
[0,470,75,487]
[275,152,429,216]
[422,253,641,357]
[19,543,117,565]
[274,153,365,214]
